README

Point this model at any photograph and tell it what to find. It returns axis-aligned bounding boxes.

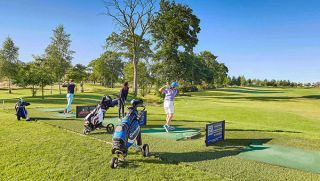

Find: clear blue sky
[0,0,319,83]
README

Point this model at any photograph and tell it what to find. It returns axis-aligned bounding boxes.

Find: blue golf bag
[110,99,149,168]
[15,98,30,121]
[111,99,145,154]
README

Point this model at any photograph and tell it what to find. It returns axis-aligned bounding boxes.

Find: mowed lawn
[0,85,320,180]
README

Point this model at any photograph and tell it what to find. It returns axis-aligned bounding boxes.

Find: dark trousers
[118,100,125,118]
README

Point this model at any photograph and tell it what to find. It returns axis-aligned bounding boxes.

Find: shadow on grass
[226,128,301,134]
[31,117,79,121]
[216,87,285,94]
[150,138,271,163]
[302,95,320,99]
[212,96,295,102]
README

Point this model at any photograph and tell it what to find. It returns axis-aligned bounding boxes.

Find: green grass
[1,85,320,180]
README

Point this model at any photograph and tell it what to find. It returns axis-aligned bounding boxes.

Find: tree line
[0,0,229,98]
[228,75,314,88]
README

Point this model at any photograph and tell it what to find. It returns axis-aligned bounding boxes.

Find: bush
[180,85,198,93]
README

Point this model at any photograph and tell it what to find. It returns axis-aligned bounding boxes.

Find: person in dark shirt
[118,82,129,118]
[62,79,76,113]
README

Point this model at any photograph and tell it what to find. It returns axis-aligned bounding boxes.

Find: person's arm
[159,86,166,93]
[62,81,68,87]
[175,89,179,96]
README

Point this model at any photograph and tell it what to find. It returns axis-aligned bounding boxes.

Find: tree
[45,25,74,94]
[66,64,88,92]
[89,51,123,87]
[33,56,54,99]
[124,61,151,96]
[240,75,246,86]
[105,0,156,96]
[15,62,38,97]
[0,37,19,94]
[16,57,54,98]
[150,0,201,83]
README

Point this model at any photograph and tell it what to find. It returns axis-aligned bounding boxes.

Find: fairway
[1,85,320,180]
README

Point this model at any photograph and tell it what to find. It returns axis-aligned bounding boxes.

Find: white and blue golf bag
[15,98,30,121]
[111,99,144,154]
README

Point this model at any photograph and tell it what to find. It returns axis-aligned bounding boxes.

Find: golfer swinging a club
[159,82,179,132]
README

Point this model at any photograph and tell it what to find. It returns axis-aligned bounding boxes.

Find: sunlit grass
[1,84,320,180]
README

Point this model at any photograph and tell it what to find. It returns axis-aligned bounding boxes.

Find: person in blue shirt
[118,82,129,118]
[159,82,179,132]
[62,79,76,114]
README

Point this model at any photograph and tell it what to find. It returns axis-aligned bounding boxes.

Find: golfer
[118,82,129,118]
[159,82,179,132]
[62,79,76,114]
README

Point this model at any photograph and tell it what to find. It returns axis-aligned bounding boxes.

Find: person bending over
[159,82,179,132]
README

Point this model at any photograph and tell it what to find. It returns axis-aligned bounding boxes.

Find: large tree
[45,25,74,94]
[198,51,229,87]
[150,0,200,83]
[33,56,55,99]
[0,37,19,94]
[105,0,156,96]
[124,61,151,96]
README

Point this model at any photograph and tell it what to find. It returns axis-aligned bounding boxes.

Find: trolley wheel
[142,144,149,157]
[17,116,21,121]
[110,157,119,169]
[106,123,114,134]
[83,128,90,135]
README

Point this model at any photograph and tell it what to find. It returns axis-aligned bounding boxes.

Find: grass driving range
[1,85,320,180]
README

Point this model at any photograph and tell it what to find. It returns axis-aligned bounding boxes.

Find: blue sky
[0,0,319,83]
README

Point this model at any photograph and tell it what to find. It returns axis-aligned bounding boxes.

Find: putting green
[239,144,320,173]
[55,112,76,118]
[38,108,65,112]
[142,127,201,141]
[104,118,201,141]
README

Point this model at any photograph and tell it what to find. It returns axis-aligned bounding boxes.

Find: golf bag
[15,98,30,121]
[83,95,118,134]
[111,99,144,154]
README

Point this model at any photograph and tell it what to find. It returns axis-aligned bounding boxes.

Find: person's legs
[163,101,170,132]
[166,114,174,125]
[121,102,125,117]
[118,101,124,118]
[118,101,121,118]
[66,93,74,113]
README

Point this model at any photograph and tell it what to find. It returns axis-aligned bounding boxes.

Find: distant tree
[66,64,88,92]
[105,0,156,96]
[45,25,74,94]
[247,79,252,86]
[0,37,19,93]
[89,51,123,87]
[240,75,246,86]
[16,62,38,97]
[16,57,54,98]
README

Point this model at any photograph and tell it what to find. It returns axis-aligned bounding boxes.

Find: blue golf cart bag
[110,99,149,168]
[15,98,30,121]
[111,99,144,154]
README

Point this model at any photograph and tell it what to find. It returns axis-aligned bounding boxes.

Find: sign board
[205,120,225,146]
[139,110,147,127]
[76,105,96,118]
